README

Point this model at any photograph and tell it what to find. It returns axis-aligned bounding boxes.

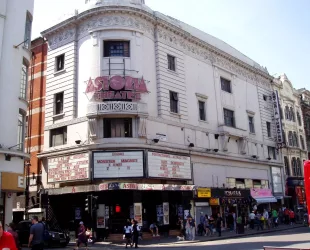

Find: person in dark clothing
[7,222,20,250]
[227,213,234,232]
[132,220,139,248]
[216,213,223,237]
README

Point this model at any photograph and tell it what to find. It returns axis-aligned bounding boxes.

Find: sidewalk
[87,223,305,247]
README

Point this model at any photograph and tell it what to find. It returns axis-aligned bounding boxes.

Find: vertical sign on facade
[134,203,142,226]
[272,90,284,148]
[97,204,105,228]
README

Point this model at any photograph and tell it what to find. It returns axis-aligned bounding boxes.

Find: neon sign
[85,75,148,101]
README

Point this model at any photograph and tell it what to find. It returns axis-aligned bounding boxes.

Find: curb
[154,225,305,246]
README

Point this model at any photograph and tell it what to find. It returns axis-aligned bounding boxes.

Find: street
[41,227,310,250]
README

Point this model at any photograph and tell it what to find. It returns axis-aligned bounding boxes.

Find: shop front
[194,188,211,223]
[285,177,305,210]
[250,188,277,211]
[211,188,251,225]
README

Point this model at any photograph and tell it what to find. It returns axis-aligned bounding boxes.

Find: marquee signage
[211,188,250,199]
[85,75,148,101]
[48,153,89,183]
[147,151,191,180]
[272,90,285,147]
[93,151,144,178]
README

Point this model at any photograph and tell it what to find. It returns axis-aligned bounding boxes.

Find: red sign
[85,75,148,101]
[295,186,305,205]
[304,160,310,225]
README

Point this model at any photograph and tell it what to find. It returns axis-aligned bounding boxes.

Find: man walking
[28,216,44,250]
[216,213,223,237]
[249,211,255,229]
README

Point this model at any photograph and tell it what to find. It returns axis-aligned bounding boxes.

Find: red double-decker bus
[303,160,310,224]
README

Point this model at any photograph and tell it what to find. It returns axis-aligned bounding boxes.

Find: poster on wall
[97,204,105,228]
[48,153,89,183]
[271,167,283,193]
[93,151,144,178]
[75,208,82,220]
[134,203,142,226]
[163,202,169,225]
[177,205,183,217]
[147,151,191,180]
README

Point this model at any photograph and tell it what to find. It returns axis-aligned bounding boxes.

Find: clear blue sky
[32,0,310,90]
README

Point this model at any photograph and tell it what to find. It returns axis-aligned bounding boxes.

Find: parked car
[16,220,70,248]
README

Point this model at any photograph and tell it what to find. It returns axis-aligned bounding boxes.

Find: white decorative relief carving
[239,137,247,154]
[221,133,230,151]
[88,118,98,139]
[138,117,147,137]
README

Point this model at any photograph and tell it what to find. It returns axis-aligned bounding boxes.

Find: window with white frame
[104,41,130,57]
[248,116,255,133]
[50,127,67,147]
[292,157,298,176]
[17,111,26,151]
[170,91,178,113]
[198,100,206,121]
[20,59,28,99]
[104,118,132,138]
[288,131,293,146]
[300,135,305,150]
[226,178,236,188]
[54,92,64,115]
[297,111,302,126]
[266,121,272,137]
[24,12,32,49]
[284,156,290,176]
[223,108,235,127]
[268,146,276,160]
[296,158,302,176]
[220,77,231,93]
[55,54,65,72]
[167,54,176,71]
[293,132,299,147]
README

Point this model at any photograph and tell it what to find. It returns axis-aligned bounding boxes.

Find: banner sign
[148,151,191,180]
[98,182,195,191]
[47,153,89,183]
[93,151,144,178]
[85,75,148,101]
[197,188,211,198]
[272,90,285,147]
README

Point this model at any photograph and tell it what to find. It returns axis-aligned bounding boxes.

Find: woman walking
[124,220,132,248]
[132,220,139,248]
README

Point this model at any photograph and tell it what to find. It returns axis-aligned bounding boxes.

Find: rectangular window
[20,60,28,99]
[54,92,64,115]
[24,12,32,49]
[170,91,178,113]
[50,127,67,147]
[17,112,25,151]
[104,41,130,57]
[263,95,268,101]
[223,108,235,127]
[226,178,236,188]
[268,146,276,160]
[55,54,65,72]
[261,180,269,189]
[104,118,132,138]
[248,116,255,133]
[220,77,231,93]
[167,55,176,71]
[198,101,206,121]
[235,178,245,189]
[253,179,262,189]
[266,121,271,137]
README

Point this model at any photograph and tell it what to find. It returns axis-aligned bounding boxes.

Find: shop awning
[255,197,277,204]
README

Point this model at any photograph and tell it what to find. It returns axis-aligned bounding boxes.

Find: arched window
[288,131,293,146]
[293,132,299,147]
[297,111,302,126]
[292,157,297,176]
[296,158,302,176]
[285,106,290,120]
[284,156,290,176]
[300,135,305,150]
[290,107,295,121]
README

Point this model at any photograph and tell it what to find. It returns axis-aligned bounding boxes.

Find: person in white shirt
[263,209,270,229]
[149,222,159,237]
[249,211,255,229]
[124,221,132,248]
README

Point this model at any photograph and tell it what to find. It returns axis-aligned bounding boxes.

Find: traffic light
[85,195,91,212]
[92,196,98,211]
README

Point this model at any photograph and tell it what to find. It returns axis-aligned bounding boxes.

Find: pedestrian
[28,216,44,250]
[227,212,234,232]
[236,215,242,234]
[123,220,132,248]
[263,209,270,229]
[284,208,290,224]
[216,213,223,237]
[0,222,17,250]
[256,212,263,231]
[198,212,206,236]
[75,221,88,250]
[185,217,192,240]
[272,209,278,228]
[132,220,139,248]
[278,208,284,224]
[289,209,295,225]
[249,211,255,229]
[7,222,20,250]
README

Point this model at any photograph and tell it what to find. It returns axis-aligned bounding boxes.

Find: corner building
[0,0,34,226]
[38,0,284,236]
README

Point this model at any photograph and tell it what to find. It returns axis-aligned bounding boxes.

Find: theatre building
[37,0,284,235]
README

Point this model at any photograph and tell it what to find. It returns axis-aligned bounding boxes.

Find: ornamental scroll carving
[48,28,76,50]
[156,27,271,90]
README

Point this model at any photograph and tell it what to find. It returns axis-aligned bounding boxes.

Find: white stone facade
[39,0,284,196]
[0,0,34,225]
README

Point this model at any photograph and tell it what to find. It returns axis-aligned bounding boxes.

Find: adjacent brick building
[13,37,47,222]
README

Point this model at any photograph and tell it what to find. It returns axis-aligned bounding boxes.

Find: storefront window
[226,178,236,188]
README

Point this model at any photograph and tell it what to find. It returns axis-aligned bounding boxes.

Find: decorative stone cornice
[42,5,273,88]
